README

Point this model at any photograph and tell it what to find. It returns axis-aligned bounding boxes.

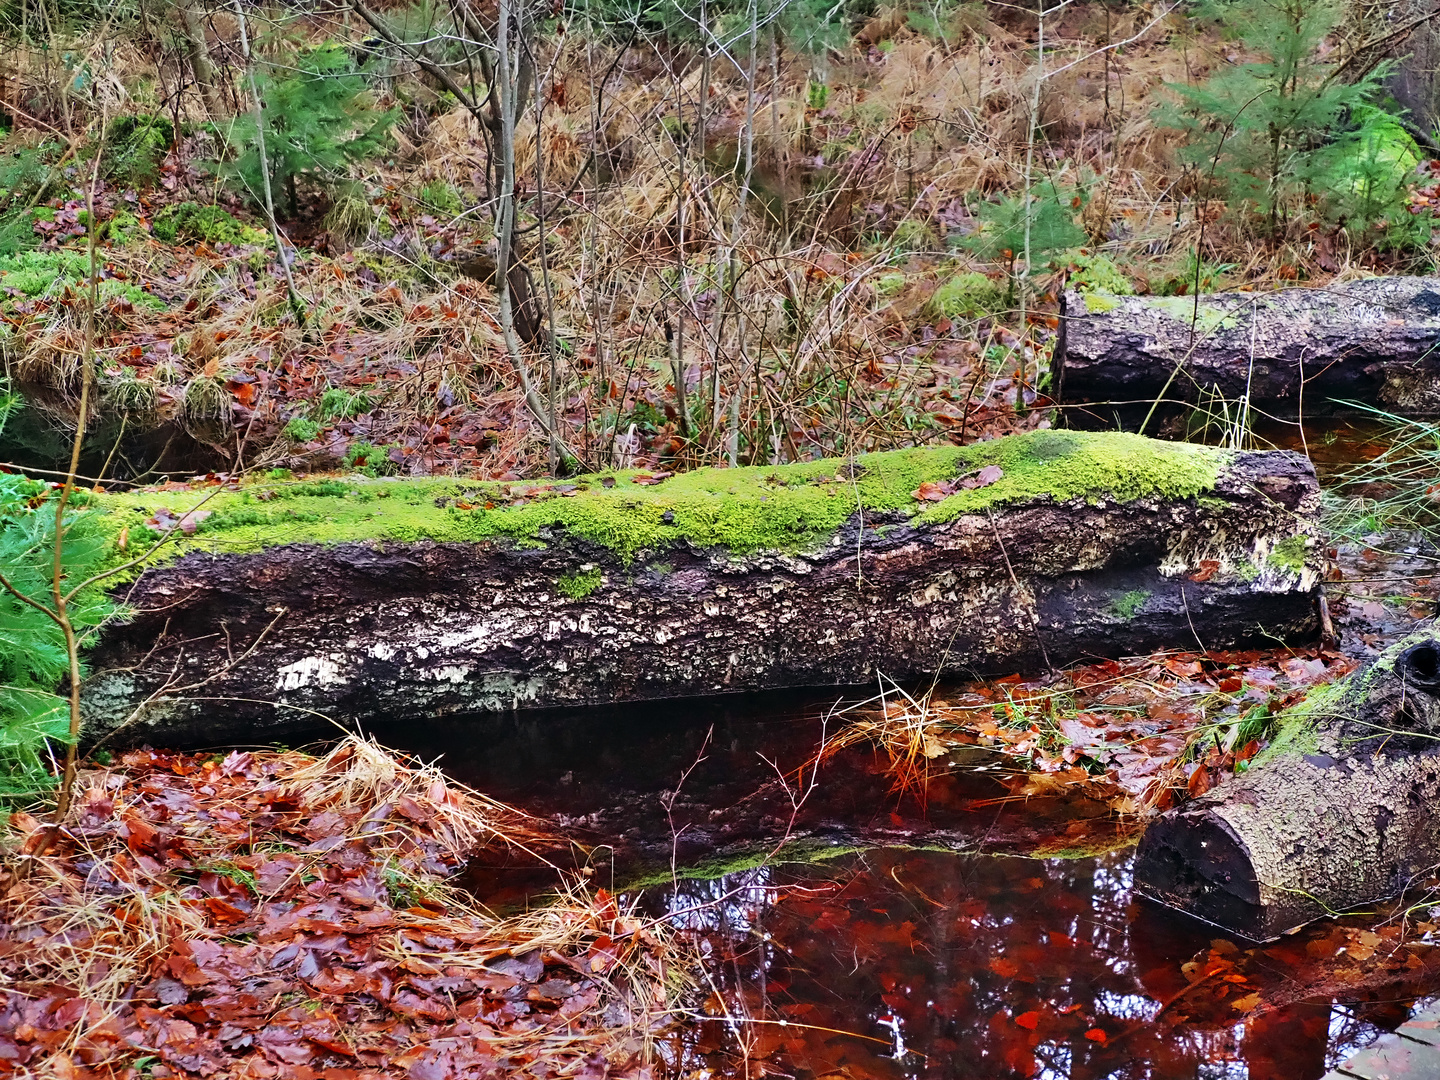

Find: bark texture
[1389,1,1440,136]
[83,450,1321,747]
[1135,633,1440,941]
[1059,277,1440,422]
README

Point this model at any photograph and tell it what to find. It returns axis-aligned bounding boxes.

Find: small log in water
[1058,276,1440,423]
[81,430,1322,745]
[1135,633,1440,941]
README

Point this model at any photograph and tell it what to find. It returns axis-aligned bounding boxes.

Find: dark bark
[1058,277,1440,425]
[82,450,1322,747]
[1135,633,1440,941]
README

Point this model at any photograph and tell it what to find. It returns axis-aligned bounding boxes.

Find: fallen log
[1134,631,1440,940]
[1058,276,1440,423]
[80,430,1323,746]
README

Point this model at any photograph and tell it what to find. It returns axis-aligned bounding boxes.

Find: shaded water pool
[372,690,1440,1080]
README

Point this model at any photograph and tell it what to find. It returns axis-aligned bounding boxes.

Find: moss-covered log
[1058,277,1440,423]
[80,431,1322,745]
[1135,632,1440,941]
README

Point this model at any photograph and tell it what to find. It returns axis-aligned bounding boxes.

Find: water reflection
[643,848,1430,1080]
[373,696,1439,1080]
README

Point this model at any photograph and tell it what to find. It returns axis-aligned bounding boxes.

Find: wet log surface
[82,448,1322,747]
[1135,633,1440,941]
[1059,277,1440,423]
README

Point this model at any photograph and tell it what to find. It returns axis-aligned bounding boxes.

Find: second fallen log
[79,430,1323,746]
[1059,276,1440,421]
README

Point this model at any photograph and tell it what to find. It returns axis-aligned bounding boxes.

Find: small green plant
[556,567,603,599]
[876,271,907,297]
[1064,251,1133,295]
[102,114,173,188]
[958,181,1087,299]
[1308,106,1430,250]
[344,440,399,476]
[183,376,228,422]
[419,179,463,216]
[1158,0,1400,235]
[151,202,268,246]
[0,391,114,800]
[220,43,399,218]
[889,218,934,253]
[317,387,375,421]
[285,416,322,442]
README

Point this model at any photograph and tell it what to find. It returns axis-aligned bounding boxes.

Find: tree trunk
[1135,633,1440,941]
[80,432,1322,747]
[178,1,225,120]
[1387,0,1440,138]
[1058,277,1440,425]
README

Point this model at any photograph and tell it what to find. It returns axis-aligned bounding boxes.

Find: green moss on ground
[91,430,1228,571]
[1066,252,1135,297]
[0,249,165,309]
[928,271,1005,319]
[151,202,268,246]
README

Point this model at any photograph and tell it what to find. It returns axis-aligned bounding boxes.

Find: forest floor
[1,738,684,1078]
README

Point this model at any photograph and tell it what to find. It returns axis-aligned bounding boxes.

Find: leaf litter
[821,646,1358,813]
[0,736,689,1078]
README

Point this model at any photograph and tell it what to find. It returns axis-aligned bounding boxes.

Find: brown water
[375,689,1440,1080]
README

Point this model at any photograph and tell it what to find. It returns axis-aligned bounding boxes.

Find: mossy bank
[79,432,1323,746]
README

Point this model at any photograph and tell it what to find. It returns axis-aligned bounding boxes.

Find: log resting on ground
[1135,632,1440,940]
[1059,276,1440,423]
[80,431,1322,746]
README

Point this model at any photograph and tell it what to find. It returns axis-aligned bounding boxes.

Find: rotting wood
[1135,632,1440,941]
[1058,277,1440,425]
[78,431,1323,746]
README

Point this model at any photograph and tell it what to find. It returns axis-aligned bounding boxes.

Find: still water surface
[375,688,1440,1080]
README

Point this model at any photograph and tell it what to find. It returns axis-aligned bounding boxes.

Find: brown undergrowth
[9,0,1431,484]
[0,736,690,1078]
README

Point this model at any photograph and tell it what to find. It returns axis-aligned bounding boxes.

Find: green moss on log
[555,567,603,599]
[1110,589,1150,620]
[1250,680,1348,767]
[1266,535,1309,574]
[92,430,1226,571]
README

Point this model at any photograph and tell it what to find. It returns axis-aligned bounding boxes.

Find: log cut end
[1136,632,1440,940]
[1133,808,1266,934]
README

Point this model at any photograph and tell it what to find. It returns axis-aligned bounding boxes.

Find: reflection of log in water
[1059,277,1440,424]
[1136,632,1440,940]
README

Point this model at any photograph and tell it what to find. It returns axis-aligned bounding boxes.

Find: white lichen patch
[276,655,344,691]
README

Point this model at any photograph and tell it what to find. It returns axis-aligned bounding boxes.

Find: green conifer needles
[0,399,114,800]
[1159,0,1413,239]
[222,44,398,218]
